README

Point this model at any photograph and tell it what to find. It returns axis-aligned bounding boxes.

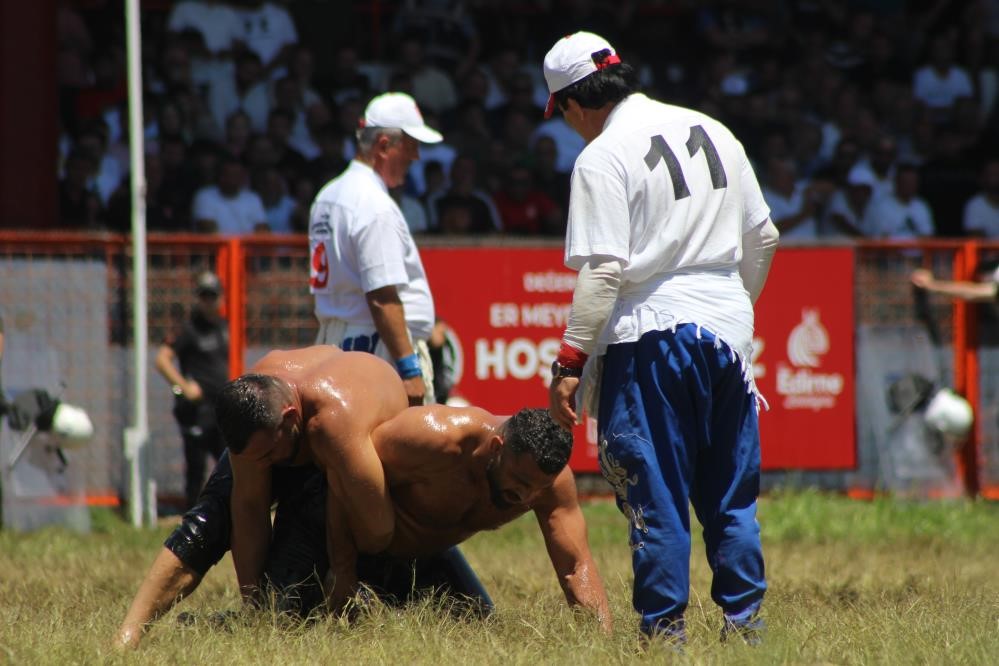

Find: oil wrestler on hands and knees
[117,346,404,648]
[543,32,778,644]
[116,351,611,648]
[309,92,441,406]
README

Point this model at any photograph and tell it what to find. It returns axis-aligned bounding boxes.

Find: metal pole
[124,0,150,527]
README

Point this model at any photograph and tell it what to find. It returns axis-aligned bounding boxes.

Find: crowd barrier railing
[1,231,997,501]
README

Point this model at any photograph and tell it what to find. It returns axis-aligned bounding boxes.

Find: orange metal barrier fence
[1,232,997,501]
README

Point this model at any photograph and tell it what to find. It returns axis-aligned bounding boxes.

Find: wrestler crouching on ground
[118,345,405,648]
[116,346,611,648]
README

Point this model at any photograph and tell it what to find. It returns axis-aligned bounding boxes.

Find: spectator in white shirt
[913,35,974,119]
[207,51,270,137]
[254,166,298,234]
[963,158,999,238]
[863,163,935,239]
[762,158,821,241]
[192,157,268,234]
[396,36,459,115]
[236,0,299,76]
[847,134,898,203]
[167,0,243,57]
[392,186,429,233]
[824,168,876,237]
[407,111,456,197]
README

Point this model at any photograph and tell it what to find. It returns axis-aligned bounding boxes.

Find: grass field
[1,489,997,665]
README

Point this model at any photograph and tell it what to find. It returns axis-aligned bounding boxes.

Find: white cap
[362,92,442,143]
[542,31,621,118]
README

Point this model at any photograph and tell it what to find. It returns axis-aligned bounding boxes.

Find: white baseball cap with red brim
[542,31,621,118]
[361,92,443,143]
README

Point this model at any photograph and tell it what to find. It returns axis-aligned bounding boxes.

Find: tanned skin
[372,405,610,627]
[227,347,406,608]
[118,346,405,648]
[116,348,610,648]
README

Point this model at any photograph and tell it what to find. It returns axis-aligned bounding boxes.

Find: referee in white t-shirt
[543,32,779,645]
[308,93,442,405]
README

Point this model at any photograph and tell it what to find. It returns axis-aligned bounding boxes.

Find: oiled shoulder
[308,351,406,416]
[374,405,493,475]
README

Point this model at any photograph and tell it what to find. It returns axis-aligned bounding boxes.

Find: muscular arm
[323,482,360,613]
[366,285,424,406]
[531,469,612,633]
[911,269,998,302]
[311,419,396,611]
[115,548,202,649]
[310,412,394,555]
[229,455,273,601]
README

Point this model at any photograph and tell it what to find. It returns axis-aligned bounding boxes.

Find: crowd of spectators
[56,0,999,239]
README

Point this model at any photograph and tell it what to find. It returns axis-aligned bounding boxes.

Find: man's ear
[280,404,298,430]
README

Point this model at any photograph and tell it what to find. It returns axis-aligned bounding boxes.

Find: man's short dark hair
[504,408,572,475]
[215,374,287,454]
[552,60,639,115]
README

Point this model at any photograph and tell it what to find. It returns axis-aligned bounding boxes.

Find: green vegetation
[1,491,997,664]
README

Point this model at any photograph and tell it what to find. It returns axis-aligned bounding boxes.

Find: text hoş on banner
[422,246,856,473]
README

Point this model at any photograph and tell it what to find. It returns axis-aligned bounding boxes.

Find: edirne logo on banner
[776,309,844,410]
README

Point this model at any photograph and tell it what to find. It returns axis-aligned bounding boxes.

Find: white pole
[124,0,150,528]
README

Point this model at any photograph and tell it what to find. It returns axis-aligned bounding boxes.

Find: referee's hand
[548,376,579,431]
[402,376,425,406]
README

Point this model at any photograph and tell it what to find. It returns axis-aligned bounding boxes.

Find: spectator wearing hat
[308,92,442,406]
[154,271,229,509]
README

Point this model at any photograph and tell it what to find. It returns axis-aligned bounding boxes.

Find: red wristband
[556,341,589,369]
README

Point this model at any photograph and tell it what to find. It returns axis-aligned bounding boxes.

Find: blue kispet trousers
[598,323,766,637]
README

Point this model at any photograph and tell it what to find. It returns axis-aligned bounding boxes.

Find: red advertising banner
[753,247,856,469]
[423,245,856,473]
[422,247,601,472]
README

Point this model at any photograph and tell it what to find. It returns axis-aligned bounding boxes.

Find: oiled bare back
[251,345,408,437]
